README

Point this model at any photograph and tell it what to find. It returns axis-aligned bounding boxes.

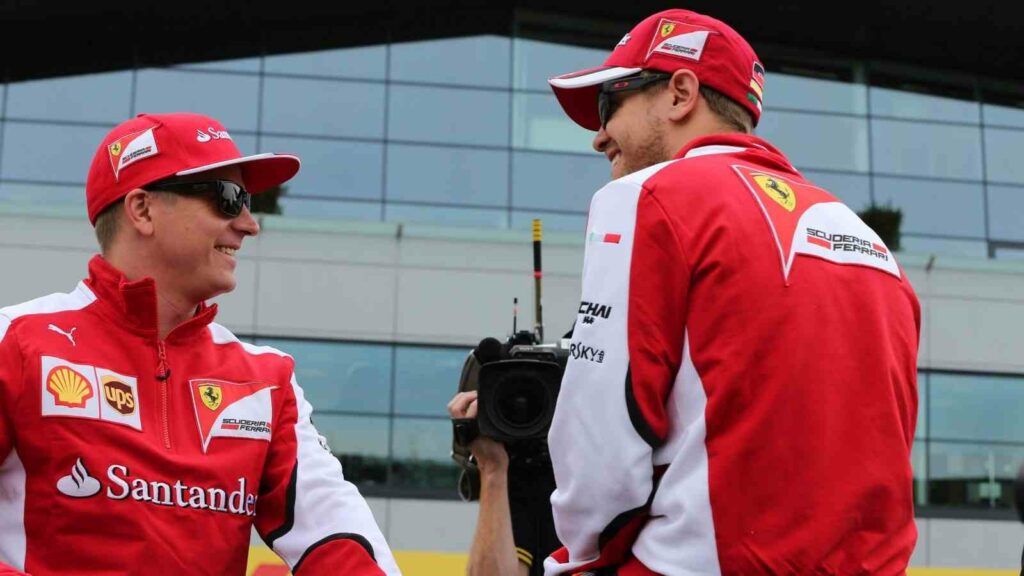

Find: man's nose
[233,206,260,237]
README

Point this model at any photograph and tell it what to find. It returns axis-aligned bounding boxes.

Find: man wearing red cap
[544,9,920,575]
[0,113,399,575]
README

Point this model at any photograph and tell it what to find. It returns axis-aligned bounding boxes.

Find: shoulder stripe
[208,323,291,358]
[0,282,96,342]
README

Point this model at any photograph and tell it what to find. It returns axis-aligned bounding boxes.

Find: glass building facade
[2,35,1024,256]
[1,33,1021,513]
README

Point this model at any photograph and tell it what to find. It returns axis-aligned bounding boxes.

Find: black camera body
[477,344,567,442]
[451,331,569,499]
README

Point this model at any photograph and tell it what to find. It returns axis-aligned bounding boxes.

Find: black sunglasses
[147,179,251,218]
[597,72,672,128]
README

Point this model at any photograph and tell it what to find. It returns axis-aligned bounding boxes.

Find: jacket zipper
[156,340,172,450]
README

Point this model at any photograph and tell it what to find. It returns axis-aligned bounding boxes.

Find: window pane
[872,176,985,238]
[930,373,1024,443]
[511,210,586,234]
[386,144,508,207]
[983,102,1024,129]
[7,71,133,123]
[276,198,382,221]
[1,122,106,183]
[175,57,262,73]
[802,171,871,211]
[899,236,988,258]
[917,371,928,440]
[135,70,260,131]
[513,38,607,92]
[870,87,979,123]
[384,203,506,228]
[394,346,468,417]
[987,184,1024,242]
[262,77,385,139]
[264,46,387,80]
[764,74,867,115]
[912,440,927,506]
[261,136,383,200]
[870,119,982,180]
[0,181,84,212]
[756,111,869,172]
[391,36,510,89]
[984,127,1024,185]
[512,151,607,212]
[314,414,390,488]
[257,338,392,414]
[928,441,1024,509]
[388,85,510,146]
[390,417,460,491]
[512,93,596,154]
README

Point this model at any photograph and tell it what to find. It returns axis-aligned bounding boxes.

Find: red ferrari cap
[548,9,765,131]
[85,112,300,224]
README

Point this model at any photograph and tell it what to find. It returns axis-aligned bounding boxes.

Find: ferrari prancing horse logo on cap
[660,23,675,37]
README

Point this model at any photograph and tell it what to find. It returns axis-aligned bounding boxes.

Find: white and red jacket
[544,134,920,575]
[0,256,400,575]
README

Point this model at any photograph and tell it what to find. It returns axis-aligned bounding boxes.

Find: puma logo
[48,324,77,346]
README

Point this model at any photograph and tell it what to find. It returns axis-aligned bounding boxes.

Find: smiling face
[592,85,671,180]
[147,165,259,304]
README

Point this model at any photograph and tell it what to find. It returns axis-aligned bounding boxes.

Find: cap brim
[176,152,301,194]
[548,66,642,131]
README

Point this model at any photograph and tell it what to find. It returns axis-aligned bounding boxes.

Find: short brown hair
[700,85,754,133]
[94,202,121,254]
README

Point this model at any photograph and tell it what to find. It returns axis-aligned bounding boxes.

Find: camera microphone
[474,337,504,364]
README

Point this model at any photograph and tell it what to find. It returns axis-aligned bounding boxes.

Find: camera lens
[497,378,546,428]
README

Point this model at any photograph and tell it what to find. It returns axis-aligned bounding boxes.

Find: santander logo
[56,458,101,498]
[195,127,233,143]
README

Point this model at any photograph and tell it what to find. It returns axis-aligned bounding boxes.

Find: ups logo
[102,378,136,415]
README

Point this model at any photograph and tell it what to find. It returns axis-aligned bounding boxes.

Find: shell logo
[47,367,94,408]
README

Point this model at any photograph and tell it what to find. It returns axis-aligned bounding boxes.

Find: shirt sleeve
[0,314,28,574]
[0,315,17,464]
[543,179,690,575]
[255,370,400,576]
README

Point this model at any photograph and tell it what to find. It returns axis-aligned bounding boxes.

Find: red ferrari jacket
[545,133,920,575]
[0,256,399,575]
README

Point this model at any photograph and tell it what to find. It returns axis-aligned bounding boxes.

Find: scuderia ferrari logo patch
[189,379,277,453]
[647,18,713,62]
[107,127,159,181]
[733,165,900,282]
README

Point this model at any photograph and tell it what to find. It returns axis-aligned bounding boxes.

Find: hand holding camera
[448,391,510,475]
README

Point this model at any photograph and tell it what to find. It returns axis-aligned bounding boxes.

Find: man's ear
[122,188,157,237]
[666,68,701,123]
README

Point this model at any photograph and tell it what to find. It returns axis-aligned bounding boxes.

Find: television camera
[451,220,569,500]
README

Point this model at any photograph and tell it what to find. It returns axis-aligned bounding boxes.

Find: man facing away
[0,112,400,575]
[543,9,920,575]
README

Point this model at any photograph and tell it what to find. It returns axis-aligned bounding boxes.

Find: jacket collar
[675,133,798,173]
[84,255,218,340]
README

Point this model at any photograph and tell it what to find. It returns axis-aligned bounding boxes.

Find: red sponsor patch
[189,379,277,452]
